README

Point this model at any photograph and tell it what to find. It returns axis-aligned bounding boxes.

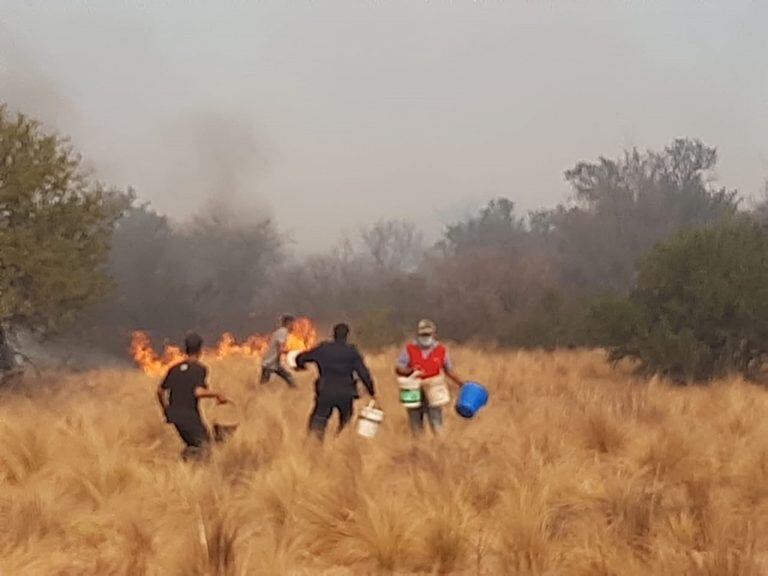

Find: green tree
[441,197,525,255]
[0,106,126,339]
[548,139,738,294]
[592,218,768,381]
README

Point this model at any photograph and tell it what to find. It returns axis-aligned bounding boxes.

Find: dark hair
[184,332,204,356]
[333,323,350,342]
[281,315,296,327]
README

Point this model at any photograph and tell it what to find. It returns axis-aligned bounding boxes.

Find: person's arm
[295,346,319,371]
[444,368,464,387]
[443,350,464,387]
[194,387,229,404]
[157,372,171,420]
[353,350,376,398]
[193,368,229,404]
[156,384,169,415]
[395,347,416,377]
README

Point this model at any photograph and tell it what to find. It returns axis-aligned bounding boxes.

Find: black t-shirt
[161,360,208,421]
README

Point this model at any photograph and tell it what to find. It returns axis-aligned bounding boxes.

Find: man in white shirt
[260,315,297,388]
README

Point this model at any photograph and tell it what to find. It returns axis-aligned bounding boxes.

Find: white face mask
[417,335,435,348]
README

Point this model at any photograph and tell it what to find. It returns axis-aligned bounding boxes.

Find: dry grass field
[2,348,768,575]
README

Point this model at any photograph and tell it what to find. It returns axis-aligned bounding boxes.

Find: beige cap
[417,319,436,336]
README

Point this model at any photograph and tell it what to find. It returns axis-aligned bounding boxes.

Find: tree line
[2,105,767,380]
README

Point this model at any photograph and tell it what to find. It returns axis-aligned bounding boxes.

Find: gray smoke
[0,27,75,132]
[157,110,271,227]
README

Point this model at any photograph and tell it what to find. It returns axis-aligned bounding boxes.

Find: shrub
[592,218,768,381]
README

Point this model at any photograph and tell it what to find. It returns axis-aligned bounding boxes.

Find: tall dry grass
[2,348,768,575]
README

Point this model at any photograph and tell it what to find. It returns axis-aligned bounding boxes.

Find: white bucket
[424,376,450,407]
[398,376,422,408]
[357,402,384,438]
[285,350,299,370]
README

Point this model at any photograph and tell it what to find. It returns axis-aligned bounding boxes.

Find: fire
[130,317,318,376]
[286,317,317,352]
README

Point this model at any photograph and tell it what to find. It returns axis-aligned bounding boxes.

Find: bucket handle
[209,399,240,421]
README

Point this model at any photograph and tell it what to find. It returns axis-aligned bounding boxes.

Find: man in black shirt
[296,323,376,439]
[156,333,229,460]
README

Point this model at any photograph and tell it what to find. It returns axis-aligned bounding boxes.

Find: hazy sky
[1,1,766,252]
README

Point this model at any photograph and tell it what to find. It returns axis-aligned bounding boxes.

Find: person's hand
[412,369,424,379]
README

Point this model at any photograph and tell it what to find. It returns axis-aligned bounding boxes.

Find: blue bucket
[455,382,489,419]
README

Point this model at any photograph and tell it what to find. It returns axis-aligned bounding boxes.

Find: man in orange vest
[395,319,464,435]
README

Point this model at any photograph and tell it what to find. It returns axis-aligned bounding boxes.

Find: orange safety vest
[406,343,447,379]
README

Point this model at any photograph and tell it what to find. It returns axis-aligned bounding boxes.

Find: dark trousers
[308,393,354,439]
[407,404,444,435]
[173,416,210,460]
[260,365,296,388]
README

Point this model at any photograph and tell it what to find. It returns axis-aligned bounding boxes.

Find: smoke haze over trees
[74,134,746,358]
[4,102,766,381]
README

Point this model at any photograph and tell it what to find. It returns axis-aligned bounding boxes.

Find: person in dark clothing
[156,333,230,460]
[296,323,376,439]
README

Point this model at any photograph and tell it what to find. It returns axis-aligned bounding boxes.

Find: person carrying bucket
[156,333,231,461]
[395,319,464,435]
[260,315,297,388]
[296,323,377,440]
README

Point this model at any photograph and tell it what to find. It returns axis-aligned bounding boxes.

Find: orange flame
[130,317,318,376]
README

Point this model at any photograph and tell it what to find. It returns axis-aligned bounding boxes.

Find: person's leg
[407,406,425,435]
[275,366,297,388]
[336,396,354,434]
[308,394,333,440]
[174,419,209,446]
[174,418,210,460]
[427,406,444,434]
[260,367,273,385]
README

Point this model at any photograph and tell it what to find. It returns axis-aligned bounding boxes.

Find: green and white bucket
[398,376,422,408]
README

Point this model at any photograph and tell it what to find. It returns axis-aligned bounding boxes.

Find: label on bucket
[399,389,422,403]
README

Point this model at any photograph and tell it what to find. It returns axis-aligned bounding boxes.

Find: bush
[592,218,768,381]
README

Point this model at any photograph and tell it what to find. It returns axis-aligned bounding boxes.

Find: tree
[592,218,768,381]
[750,179,768,223]
[360,219,423,272]
[548,139,738,294]
[169,213,283,337]
[0,106,126,340]
[73,201,198,351]
[426,198,565,345]
[441,197,525,255]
